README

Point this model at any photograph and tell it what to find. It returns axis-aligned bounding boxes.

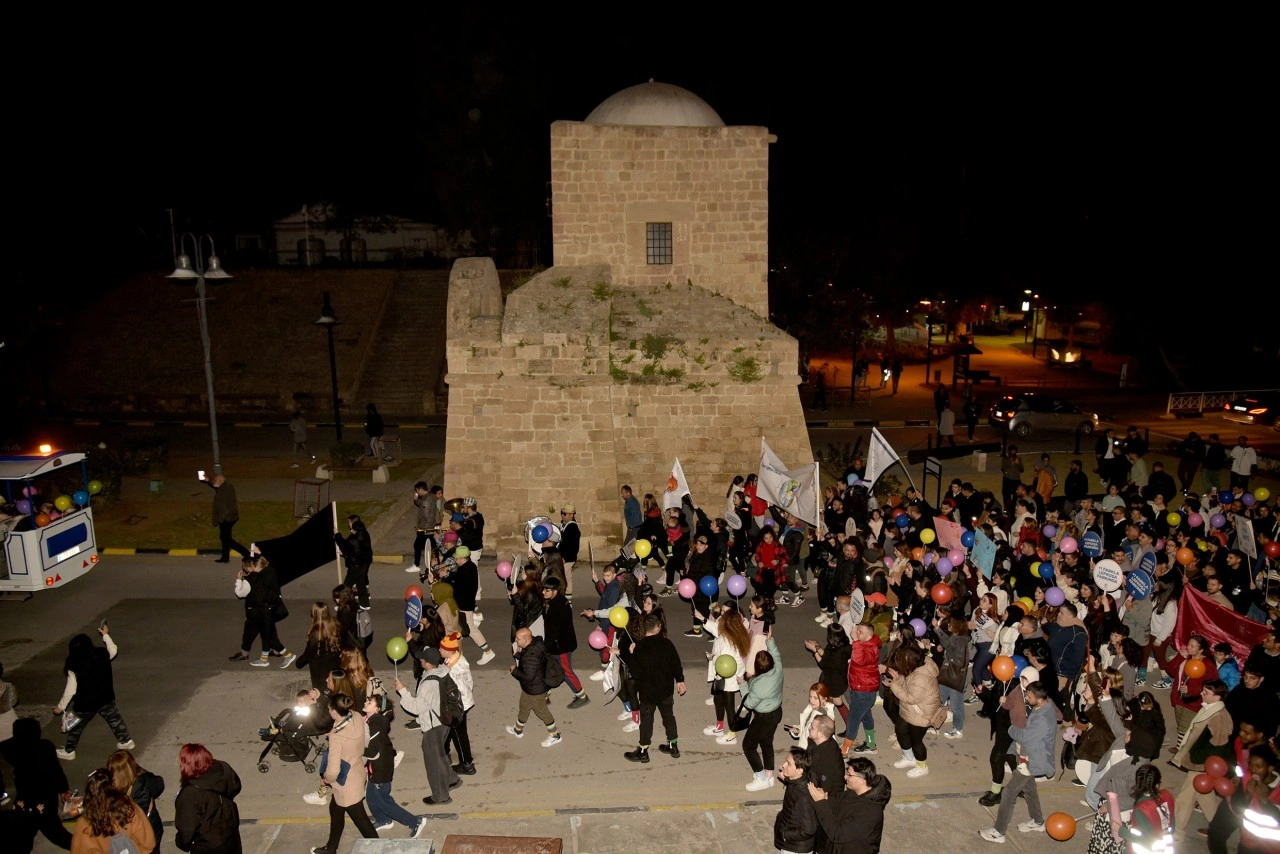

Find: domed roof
[585,81,725,128]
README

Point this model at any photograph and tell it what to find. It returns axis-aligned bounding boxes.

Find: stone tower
[444,83,809,555]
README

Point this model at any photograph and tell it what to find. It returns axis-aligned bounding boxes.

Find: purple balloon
[922,551,935,567]
[936,557,954,576]
[1242,493,1256,507]
[763,517,775,528]
[909,618,928,637]
[727,574,748,597]
[1210,513,1227,529]
[1188,512,1203,527]
[15,499,32,515]
[1044,586,1066,607]
[1042,524,1058,538]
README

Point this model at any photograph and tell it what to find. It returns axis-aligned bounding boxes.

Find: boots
[624,747,650,764]
[658,741,681,759]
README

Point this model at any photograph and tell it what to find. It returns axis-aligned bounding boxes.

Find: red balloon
[1192,773,1215,794]
[1265,541,1280,560]
[405,585,424,601]
[930,582,953,604]
[1045,812,1076,841]
[1203,755,1229,778]
[1185,658,1207,679]
[892,507,906,519]
[1213,776,1237,798]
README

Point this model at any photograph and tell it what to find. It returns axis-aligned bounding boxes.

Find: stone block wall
[549,122,771,318]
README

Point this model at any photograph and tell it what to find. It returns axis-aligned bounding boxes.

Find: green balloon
[88,480,104,495]
[715,654,738,679]
[385,637,408,662]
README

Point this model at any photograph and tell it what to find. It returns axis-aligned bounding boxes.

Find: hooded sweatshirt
[174,759,242,854]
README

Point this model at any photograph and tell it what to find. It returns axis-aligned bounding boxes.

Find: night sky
[9,15,1266,350]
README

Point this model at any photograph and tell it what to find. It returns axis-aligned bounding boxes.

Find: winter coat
[335,528,373,569]
[541,594,578,656]
[71,803,156,854]
[847,636,883,694]
[0,725,68,804]
[742,637,784,713]
[704,616,749,693]
[811,776,892,854]
[364,711,397,784]
[887,659,941,728]
[773,776,819,852]
[1009,702,1057,778]
[512,637,552,695]
[294,637,342,691]
[323,714,369,808]
[631,635,684,704]
[128,770,166,851]
[174,759,242,854]
[818,642,852,698]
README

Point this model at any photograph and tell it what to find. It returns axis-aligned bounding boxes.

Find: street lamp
[1031,293,1042,359]
[315,292,342,441]
[168,234,230,475]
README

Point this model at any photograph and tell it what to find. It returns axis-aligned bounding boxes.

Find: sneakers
[618,710,634,721]
[623,721,640,733]
[394,750,405,769]
[591,670,608,682]
[56,748,76,761]
[816,616,832,627]
[705,696,715,706]
[505,725,525,739]
[745,771,775,792]
[1071,777,1087,787]
[892,755,917,769]
[452,762,476,775]
[477,650,496,666]
[290,463,300,469]
[405,563,422,573]
[852,742,878,754]
[683,627,703,637]
[815,614,830,623]
[658,742,681,758]
[303,790,330,805]
[943,730,964,739]
[374,821,395,832]
[777,596,792,605]
[228,651,250,661]
[625,747,650,764]
[405,719,421,730]
[567,694,591,710]
[1152,677,1173,690]
[280,653,297,669]
[791,595,805,608]
[907,764,929,778]
[659,586,675,597]
[716,731,738,744]
[412,819,429,839]
[704,723,725,736]
[1018,819,1045,833]
[116,739,136,750]
[979,828,1006,844]
[965,694,981,705]
[250,657,270,667]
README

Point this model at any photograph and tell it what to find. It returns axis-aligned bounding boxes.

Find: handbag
[61,709,82,733]
[730,697,754,732]
[271,596,289,622]
[710,676,726,695]
[938,657,967,691]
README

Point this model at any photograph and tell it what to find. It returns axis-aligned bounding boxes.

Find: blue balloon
[896,514,910,529]
[532,524,550,543]
[961,530,976,548]
[1038,562,1055,580]
[698,575,719,597]
[1011,655,1029,678]
[73,490,90,506]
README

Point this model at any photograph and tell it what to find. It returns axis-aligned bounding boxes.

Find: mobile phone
[99,619,108,630]
[197,470,206,480]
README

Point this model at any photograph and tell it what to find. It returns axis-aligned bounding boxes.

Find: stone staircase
[351,271,450,417]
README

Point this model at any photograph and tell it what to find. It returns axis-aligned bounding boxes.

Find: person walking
[1202,433,1228,494]
[363,403,385,460]
[395,647,461,806]
[408,484,443,574]
[939,404,957,448]
[884,644,941,778]
[309,693,377,853]
[53,622,135,760]
[334,515,373,610]
[289,410,314,468]
[173,744,241,854]
[362,695,428,839]
[621,485,642,543]
[979,681,1056,843]
[542,577,589,709]
[438,634,476,776]
[203,473,248,564]
[963,391,981,443]
[742,628,785,791]
[505,628,563,748]
[1230,435,1258,492]
[774,747,820,854]
[624,613,686,764]
[229,555,295,668]
[448,548,496,665]
[558,504,581,601]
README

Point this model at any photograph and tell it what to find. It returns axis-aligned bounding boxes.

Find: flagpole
[332,502,343,585]
[814,460,823,535]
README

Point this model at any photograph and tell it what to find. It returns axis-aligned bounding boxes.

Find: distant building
[272,205,470,266]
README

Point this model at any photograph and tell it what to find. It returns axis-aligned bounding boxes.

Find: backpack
[356,609,373,639]
[427,672,465,727]
[543,654,566,689]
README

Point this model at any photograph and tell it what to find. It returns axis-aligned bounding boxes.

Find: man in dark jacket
[558,504,581,601]
[1062,460,1089,518]
[448,548,495,665]
[205,473,248,563]
[808,756,892,853]
[806,714,845,797]
[774,748,819,854]
[0,717,73,850]
[541,577,589,709]
[624,615,686,764]
[506,628,562,748]
[335,515,374,609]
[832,539,864,600]
[685,535,721,637]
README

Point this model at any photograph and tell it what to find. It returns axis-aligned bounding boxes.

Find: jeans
[64,701,131,751]
[844,690,878,742]
[365,781,418,830]
[939,684,965,732]
[994,770,1043,833]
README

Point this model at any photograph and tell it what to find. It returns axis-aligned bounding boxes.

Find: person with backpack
[439,634,477,776]
[623,613,687,764]
[71,767,156,854]
[394,647,462,807]
[505,627,563,748]
[173,744,241,854]
[361,695,427,839]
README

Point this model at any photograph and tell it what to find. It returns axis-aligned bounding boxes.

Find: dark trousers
[692,589,716,625]
[218,521,249,562]
[64,701,130,751]
[558,653,583,694]
[1001,478,1020,512]
[989,728,1015,784]
[816,572,835,612]
[713,690,739,725]
[240,612,284,655]
[413,531,430,568]
[753,572,777,600]
[10,797,73,850]
[323,795,377,850]
[894,718,928,761]
[447,712,473,765]
[1230,472,1251,492]
[421,724,459,802]
[639,696,678,746]
[344,563,370,608]
[742,706,783,772]
[1206,792,1239,854]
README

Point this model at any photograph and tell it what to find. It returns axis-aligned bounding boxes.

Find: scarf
[1175,700,1224,752]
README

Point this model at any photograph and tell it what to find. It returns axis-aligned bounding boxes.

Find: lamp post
[1031,293,1042,359]
[924,318,935,384]
[315,292,342,441]
[168,234,230,475]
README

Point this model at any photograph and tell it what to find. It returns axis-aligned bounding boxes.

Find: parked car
[987,394,1099,438]
[1222,392,1280,428]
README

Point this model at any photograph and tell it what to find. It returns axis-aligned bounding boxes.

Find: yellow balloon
[1167,512,1181,526]
[920,528,936,545]
[609,606,629,628]
[1255,487,1271,502]
[1018,597,1035,614]
[634,539,652,558]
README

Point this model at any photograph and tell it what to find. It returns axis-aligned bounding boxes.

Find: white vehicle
[1,449,99,594]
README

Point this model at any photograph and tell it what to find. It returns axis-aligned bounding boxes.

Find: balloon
[1204,756,1230,778]
[948,549,966,566]
[54,495,72,512]
[1210,513,1226,529]
[1059,536,1078,554]
[763,517,775,528]
[1011,655,1029,678]
[1166,512,1181,527]
[1184,659,1206,679]
[405,584,424,601]
[1176,547,1195,566]
[15,499,31,515]
[919,528,936,544]
[1040,561,1056,580]
[1255,487,1271,502]
[1188,512,1203,527]
[961,530,976,548]
[678,578,696,599]
[532,524,550,543]
[1214,776,1237,797]
[922,551,935,567]
[1036,548,1049,562]
[1265,541,1280,560]
[496,560,513,580]
[88,479,103,495]
[935,557,953,575]
[909,618,928,637]
[911,547,924,561]
[34,513,51,527]
[991,656,1016,682]
[1042,524,1057,538]
[1193,773,1216,794]
[715,654,738,678]
[634,539,652,558]
[1155,538,1165,552]
[930,583,952,604]
[1242,493,1256,507]
[608,606,629,628]
[896,514,910,529]
[588,629,608,650]
[727,574,748,597]
[385,637,408,662]
[699,575,719,597]
[1046,812,1077,842]
[1044,586,1066,607]
[1017,597,1035,614]
[73,490,90,506]
[892,507,906,519]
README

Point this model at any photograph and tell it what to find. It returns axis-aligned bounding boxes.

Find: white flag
[662,458,692,510]
[757,437,821,527]
[864,427,902,488]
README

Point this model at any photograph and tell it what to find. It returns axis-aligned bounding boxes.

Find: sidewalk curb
[101,548,412,561]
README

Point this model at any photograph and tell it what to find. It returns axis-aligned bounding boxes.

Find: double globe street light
[168,235,230,476]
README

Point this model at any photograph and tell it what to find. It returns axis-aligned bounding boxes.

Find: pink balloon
[678,578,697,599]
[1188,513,1203,527]
[588,629,608,650]
[1059,537,1078,554]
[496,560,513,579]
[947,549,966,566]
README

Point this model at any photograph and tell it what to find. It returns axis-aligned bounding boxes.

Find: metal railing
[1166,388,1279,415]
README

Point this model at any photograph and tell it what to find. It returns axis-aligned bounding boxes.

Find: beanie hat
[443,530,459,544]
[454,546,471,558]
[439,633,462,653]
[451,513,465,522]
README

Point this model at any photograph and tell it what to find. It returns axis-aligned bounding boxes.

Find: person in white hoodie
[698,602,752,745]
[439,634,475,776]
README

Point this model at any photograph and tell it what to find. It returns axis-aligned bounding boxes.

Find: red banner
[1173,586,1270,663]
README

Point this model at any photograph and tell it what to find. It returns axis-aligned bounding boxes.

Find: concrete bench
[964,370,1002,385]
[316,464,390,484]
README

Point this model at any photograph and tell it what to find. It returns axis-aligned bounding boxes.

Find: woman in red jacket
[752,529,787,602]
[840,624,883,755]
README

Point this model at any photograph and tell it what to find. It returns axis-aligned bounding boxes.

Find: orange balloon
[930,583,953,604]
[1176,547,1195,566]
[1046,812,1076,841]
[35,513,51,527]
[911,547,924,561]
[1193,773,1215,794]
[991,655,1016,682]
[1184,658,1207,679]
[1204,755,1229,778]
[1213,775,1237,798]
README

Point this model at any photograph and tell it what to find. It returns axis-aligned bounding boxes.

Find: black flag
[256,504,337,587]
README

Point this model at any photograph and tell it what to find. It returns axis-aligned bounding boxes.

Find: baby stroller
[257,705,323,774]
